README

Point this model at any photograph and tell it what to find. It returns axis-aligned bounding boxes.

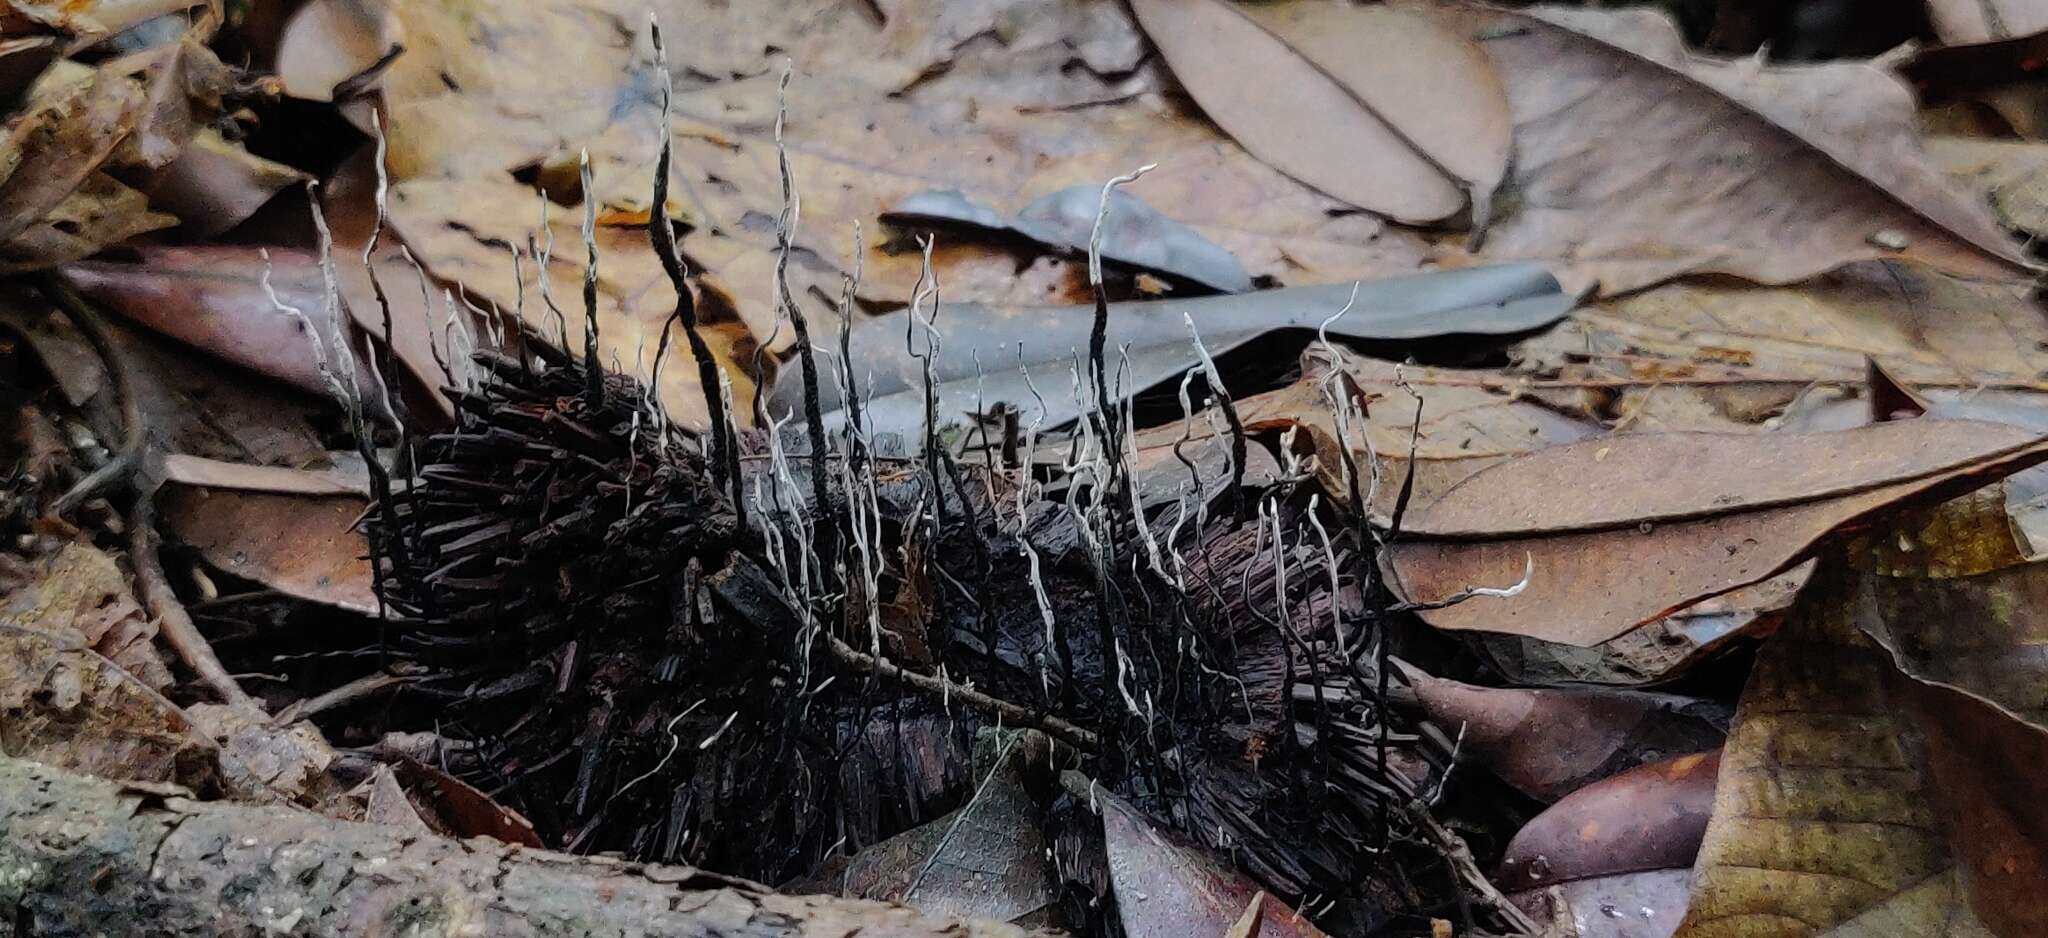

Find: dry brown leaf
[1386,422,2048,646]
[161,453,370,497]
[0,32,235,271]
[1426,4,2029,294]
[1131,0,1508,223]
[1241,355,1601,522]
[0,67,161,267]
[1398,663,1725,801]
[1504,262,2048,455]
[158,485,375,614]
[1471,566,1805,687]
[65,245,398,406]
[1408,420,2040,539]
[1098,785,1327,938]
[792,747,1055,926]
[144,129,306,238]
[0,623,220,791]
[374,0,1432,428]
[0,290,332,468]
[0,539,169,690]
[108,35,233,172]
[1676,557,2048,937]
[387,755,544,847]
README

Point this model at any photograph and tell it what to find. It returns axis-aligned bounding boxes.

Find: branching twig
[272,666,419,725]
[822,633,1099,751]
[130,491,265,717]
[1404,800,1543,936]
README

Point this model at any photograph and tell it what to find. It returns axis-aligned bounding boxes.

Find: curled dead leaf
[1677,556,2048,937]
[1131,0,1509,223]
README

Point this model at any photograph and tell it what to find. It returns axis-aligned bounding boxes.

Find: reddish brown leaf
[158,485,375,614]
[390,755,544,848]
[66,234,459,424]
[1398,663,1724,802]
[1498,750,1720,890]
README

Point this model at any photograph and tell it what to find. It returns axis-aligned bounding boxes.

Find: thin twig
[823,633,1098,751]
[271,666,420,725]
[130,491,265,717]
[1404,800,1543,936]
[38,274,141,518]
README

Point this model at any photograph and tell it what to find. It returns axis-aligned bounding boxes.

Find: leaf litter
[10,2,2048,938]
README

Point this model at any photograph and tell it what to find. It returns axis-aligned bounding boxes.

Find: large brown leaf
[1240,354,1601,523]
[1842,488,2048,732]
[1429,4,2029,294]
[1676,556,2048,937]
[1471,569,1804,687]
[1129,0,1509,223]
[1405,421,2043,539]
[1385,422,2048,645]
[65,246,387,405]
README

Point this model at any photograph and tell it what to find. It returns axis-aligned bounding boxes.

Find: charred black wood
[352,323,1444,931]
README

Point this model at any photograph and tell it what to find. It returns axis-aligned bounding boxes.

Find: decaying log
[0,754,1042,938]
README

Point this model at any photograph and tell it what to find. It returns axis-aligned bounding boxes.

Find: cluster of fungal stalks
[265,24,1473,934]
